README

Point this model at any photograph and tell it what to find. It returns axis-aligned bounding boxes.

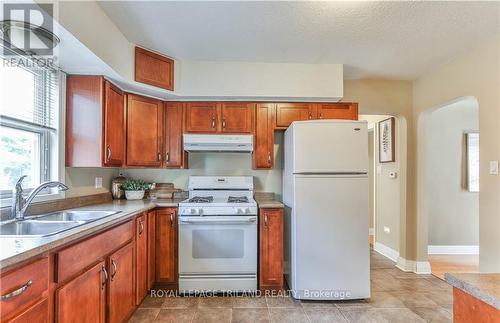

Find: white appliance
[178,176,258,292]
[183,134,253,152]
[283,120,370,300]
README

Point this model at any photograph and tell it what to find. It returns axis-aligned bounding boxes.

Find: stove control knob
[244,208,251,214]
[190,208,196,215]
[199,209,204,216]
[236,208,243,214]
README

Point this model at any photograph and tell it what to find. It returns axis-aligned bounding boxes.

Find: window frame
[0,58,65,206]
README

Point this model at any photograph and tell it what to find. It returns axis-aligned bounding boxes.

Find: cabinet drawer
[0,257,48,321]
[56,220,134,283]
[7,298,48,323]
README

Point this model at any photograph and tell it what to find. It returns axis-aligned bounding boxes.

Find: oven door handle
[179,217,257,224]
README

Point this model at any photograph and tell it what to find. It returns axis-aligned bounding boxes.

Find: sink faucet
[11,175,69,220]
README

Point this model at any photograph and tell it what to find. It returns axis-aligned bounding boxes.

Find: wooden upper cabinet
[317,102,358,120]
[108,242,135,323]
[220,102,254,133]
[259,208,284,290]
[103,81,125,167]
[184,102,218,133]
[66,75,125,167]
[55,261,106,323]
[253,103,275,169]
[126,94,164,167]
[156,208,178,286]
[135,47,174,91]
[275,103,315,128]
[164,102,186,168]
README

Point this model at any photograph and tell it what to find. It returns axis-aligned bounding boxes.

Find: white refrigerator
[283,120,370,300]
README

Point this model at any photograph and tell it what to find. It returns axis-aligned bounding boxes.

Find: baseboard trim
[374,242,399,262]
[428,245,479,255]
[396,257,431,274]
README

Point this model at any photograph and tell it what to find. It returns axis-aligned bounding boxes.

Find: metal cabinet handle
[106,145,111,161]
[101,265,108,289]
[165,152,170,162]
[170,213,174,226]
[264,214,268,227]
[222,119,226,128]
[139,220,144,234]
[308,112,312,119]
[319,113,323,119]
[211,117,216,128]
[111,260,117,281]
[0,280,32,300]
[268,152,272,163]
[157,152,162,161]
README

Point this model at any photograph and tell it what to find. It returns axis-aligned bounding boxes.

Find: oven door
[178,216,258,274]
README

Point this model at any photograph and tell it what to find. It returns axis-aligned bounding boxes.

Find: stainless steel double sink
[0,210,121,238]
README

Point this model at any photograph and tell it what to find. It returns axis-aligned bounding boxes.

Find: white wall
[425,101,479,246]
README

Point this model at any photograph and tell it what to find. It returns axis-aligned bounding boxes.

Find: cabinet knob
[0,280,32,300]
[111,260,117,281]
[101,265,108,289]
[106,145,111,161]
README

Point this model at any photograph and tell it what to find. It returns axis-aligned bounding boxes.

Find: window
[0,57,61,198]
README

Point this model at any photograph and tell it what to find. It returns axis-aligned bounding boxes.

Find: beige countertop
[254,192,284,209]
[0,198,183,270]
[445,273,500,309]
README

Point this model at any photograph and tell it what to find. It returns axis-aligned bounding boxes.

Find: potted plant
[121,179,149,200]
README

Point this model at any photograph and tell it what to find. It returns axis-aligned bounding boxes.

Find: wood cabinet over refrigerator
[135,46,174,91]
[66,75,125,167]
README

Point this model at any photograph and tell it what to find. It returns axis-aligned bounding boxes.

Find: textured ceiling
[98,1,499,80]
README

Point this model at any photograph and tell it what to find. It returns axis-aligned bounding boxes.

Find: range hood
[183,134,253,152]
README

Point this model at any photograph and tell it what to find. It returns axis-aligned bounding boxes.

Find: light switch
[95,177,103,188]
[490,161,499,175]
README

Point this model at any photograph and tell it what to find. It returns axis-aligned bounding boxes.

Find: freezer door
[290,175,370,300]
[290,121,368,174]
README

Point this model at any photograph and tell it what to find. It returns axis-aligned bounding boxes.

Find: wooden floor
[428,254,479,280]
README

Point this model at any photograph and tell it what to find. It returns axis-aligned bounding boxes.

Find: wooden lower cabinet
[8,298,48,323]
[108,242,135,323]
[147,210,156,290]
[55,261,106,323]
[155,208,178,286]
[259,208,284,291]
[135,214,148,305]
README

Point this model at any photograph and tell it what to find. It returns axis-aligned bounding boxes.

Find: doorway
[422,98,480,279]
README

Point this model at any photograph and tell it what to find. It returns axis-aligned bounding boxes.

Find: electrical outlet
[490,161,499,175]
[95,177,103,188]
[383,226,391,234]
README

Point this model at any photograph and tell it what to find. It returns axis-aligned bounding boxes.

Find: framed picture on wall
[466,132,479,192]
[379,117,395,163]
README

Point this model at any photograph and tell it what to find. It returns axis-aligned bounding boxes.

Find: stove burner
[188,196,214,203]
[228,196,249,203]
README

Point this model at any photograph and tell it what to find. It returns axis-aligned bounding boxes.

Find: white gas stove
[178,176,258,293]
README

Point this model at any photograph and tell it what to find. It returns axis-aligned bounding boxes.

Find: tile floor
[129,250,453,322]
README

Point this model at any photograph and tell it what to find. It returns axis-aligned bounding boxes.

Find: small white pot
[125,190,145,200]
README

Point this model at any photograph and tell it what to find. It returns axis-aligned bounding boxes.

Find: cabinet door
[317,103,358,120]
[135,47,174,91]
[259,209,284,290]
[8,298,48,323]
[55,261,106,323]
[184,102,218,133]
[103,81,125,167]
[220,102,254,133]
[164,102,186,168]
[135,214,148,305]
[147,210,156,290]
[275,103,314,128]
[126,94,164,167]
[253,103,275,169]
[156,208,178,285]
[108,242,135,323]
